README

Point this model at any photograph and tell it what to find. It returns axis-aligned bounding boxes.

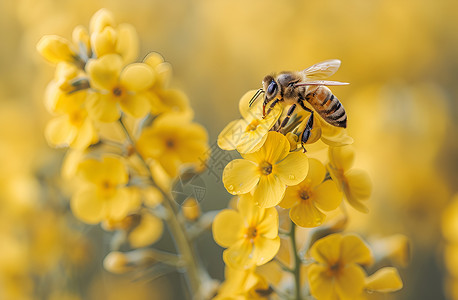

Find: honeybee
[249,59,348,147]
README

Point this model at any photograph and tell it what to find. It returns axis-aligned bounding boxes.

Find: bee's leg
[298,100,314,152]
[276,104,297,132]
[263,98,280,118]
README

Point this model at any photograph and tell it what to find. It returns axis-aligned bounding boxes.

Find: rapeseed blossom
[308,233,402,300]
[223,131,309,208]
[71,155,139,224]
[327,145,372,213]
[212,194,280,269]
[279,158,342,227]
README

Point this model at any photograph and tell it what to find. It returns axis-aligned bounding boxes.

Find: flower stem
[290,221,302,300]
[118,118,203,299]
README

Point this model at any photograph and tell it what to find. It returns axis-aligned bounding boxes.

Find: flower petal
[217,119,246,151]
[101,156,129,185]
[45,116,76,147]
[70,118,98,149]
[71,186,105,224]
[310,233,342,264]
[116,23,139,63]
[249,131,288,164]
[223,239,255,269]
[218,120,243,150]
[344,169,372,213]
[313,180,342,211]
[86,54,123,91]
[328,145,355,172]
[91,26,117,58]
[120,93,151,118]
[212,209,243,248]
[120,63,154,91]
[275,152,309,186]
[257,207,279,239]
[279,185,301,209]
[306,158,327,188]
[253,174,286,208]
[335,264,366,300]
[105,188,139,221]
[223,159,259,195]
[252,236,280,266]
[365,267,403,292]
[128,213,163,248]
[86,92,120,122]
[290,200,326,228]
[36,35,77,64]
[340,234,373,266]
[308,264,339,300]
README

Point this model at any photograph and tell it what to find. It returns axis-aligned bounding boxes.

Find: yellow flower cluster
[212,88,404,299]
[37,10,210,293]
[38,8,191,149]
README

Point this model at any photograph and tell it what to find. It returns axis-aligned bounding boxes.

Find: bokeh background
[0,0,457,299]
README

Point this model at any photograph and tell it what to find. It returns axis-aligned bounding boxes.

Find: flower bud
[182,197,201,222]
[103,251,130,274]
[89,8,115,33]
[72,25,91,59]
[37,35,77,64]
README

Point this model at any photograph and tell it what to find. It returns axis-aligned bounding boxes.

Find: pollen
[112,86,123,97]
[165,138,175,149]
[259,161,273,176]
[245,119,260,132]
[245,226,258,240]
[298,189,310,201]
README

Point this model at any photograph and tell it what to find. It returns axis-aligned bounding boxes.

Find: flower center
[112,86,124,97]
[245,119,260,132]
[165,138,175,149]
[100,180,116,197]
[245,226,258,240]
[298,189,310,201]
[259,161,272,175]
[68,110,86,127]
[327,261,343,276]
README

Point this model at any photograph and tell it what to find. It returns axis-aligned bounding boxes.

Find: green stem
[118,118,202,298]
[290,221,302,300]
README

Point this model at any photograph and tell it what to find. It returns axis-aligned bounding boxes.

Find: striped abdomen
[305,86,347,128]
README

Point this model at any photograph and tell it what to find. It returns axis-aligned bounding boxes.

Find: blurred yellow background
[0,0,457,299]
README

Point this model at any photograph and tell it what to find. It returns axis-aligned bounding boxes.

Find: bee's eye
[267,81,277,96]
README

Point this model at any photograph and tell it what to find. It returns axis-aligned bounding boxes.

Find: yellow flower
[44,62,86,114]
[364,267,403,294]
[71,155,139,224]
[214,265,270,300]
[45,104,98,150]
[89,9,139,64]
[127,211,163,248]
[223,131,309,208]
[212,193,280,269]
[143,52,191,115]
[279,158,342,227]
[36,35,80,65]
[218,90,282,153]
[136,113,208,178]
[86,54,154,122]
[327,145,372,213]
[308,233,374,300]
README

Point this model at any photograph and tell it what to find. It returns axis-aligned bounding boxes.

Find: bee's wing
[294,80,349,86]
[300,59,341,79]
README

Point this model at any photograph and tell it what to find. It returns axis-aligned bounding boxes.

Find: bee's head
[262,75,279,103]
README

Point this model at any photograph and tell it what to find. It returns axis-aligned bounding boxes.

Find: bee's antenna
[249,89,264,107]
